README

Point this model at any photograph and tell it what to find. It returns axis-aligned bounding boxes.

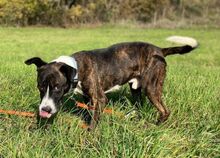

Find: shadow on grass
[60,87,130,124]
[61,87,152,124]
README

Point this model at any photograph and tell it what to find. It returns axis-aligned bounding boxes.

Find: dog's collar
[52,56,78,82]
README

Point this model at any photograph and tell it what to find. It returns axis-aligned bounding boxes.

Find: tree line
[0,0,219,27]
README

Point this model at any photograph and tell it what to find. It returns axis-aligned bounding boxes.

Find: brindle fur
[25,41,195,130]
[72,42,194,129]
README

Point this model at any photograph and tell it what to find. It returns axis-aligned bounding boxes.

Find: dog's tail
[162,36,198,57]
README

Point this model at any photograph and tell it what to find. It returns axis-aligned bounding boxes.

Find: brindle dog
[25,36,198,130]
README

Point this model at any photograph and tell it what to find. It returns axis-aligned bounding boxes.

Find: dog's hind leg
[129,84,142,109]
[125,85,143,119]
[143,58,170,124]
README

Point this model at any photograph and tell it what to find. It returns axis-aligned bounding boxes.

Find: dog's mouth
[39,110,52,118]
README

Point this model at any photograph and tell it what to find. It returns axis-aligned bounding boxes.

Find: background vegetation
[0,26,219,157]
[0,0,219,27]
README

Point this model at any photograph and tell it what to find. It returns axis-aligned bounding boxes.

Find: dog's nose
[41,106,52,113]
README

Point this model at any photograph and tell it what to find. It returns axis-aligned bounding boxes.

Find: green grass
[0,26,220,158]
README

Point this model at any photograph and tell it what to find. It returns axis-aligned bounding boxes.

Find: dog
[25,36,198,130]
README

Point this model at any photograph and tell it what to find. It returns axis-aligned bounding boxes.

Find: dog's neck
[52,56,78,82]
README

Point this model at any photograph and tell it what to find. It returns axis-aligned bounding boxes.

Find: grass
[0,26,220,157]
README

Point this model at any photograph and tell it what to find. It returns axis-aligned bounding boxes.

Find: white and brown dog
[25,36,198,130]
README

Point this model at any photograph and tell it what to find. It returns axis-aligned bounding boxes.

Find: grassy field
[0,26,219,157]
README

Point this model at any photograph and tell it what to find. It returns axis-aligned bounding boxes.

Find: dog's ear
[25,57,47,68]
[59,63,77,83]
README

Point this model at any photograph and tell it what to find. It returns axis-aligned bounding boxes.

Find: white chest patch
[73,81,84,95]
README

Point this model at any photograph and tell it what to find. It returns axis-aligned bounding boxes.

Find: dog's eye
[54,86,59,91]
[38,87,45,92]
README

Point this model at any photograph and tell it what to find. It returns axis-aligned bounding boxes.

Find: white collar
[52,56,78,80]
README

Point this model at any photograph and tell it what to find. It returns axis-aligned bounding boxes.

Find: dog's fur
[25,36,198,130]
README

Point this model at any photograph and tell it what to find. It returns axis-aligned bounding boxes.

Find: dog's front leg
[89,93,108,130]
[82,77,108,130]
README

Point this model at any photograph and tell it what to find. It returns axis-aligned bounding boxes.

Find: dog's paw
[156,112,170,125]
[87,125,96,131]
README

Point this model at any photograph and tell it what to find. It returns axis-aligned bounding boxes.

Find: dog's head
[25,57,77,119]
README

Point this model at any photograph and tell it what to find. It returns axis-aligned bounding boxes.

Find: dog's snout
[41,106,52,113]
